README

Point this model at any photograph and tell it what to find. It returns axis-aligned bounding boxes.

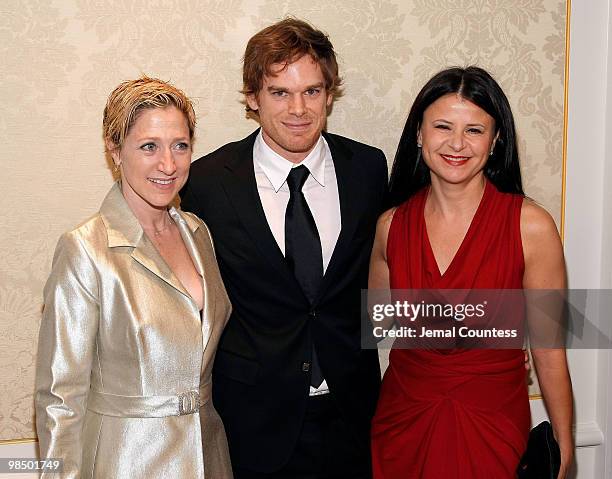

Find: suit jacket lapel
[317,132,363,299]
[221,130,300,287]
[100,182,193,301]
[219,130,363,304]
[172,208,205,277]
[173,209,217,355]
[131,242,192,299]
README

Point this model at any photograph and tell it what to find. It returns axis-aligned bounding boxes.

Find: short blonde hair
[103,76,196,152]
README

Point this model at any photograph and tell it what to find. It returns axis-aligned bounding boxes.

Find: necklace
[145,211,174,236]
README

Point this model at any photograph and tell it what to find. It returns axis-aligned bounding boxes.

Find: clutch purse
[517,421,561,479]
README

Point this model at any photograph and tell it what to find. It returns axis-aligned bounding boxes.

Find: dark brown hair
[389,66,523,206]
[242,17,342,108]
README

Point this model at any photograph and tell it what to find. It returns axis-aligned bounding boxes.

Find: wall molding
[575,422,605,448]
[0,438,36,446]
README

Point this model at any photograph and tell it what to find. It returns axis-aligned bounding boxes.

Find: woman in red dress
[370,67,573,478]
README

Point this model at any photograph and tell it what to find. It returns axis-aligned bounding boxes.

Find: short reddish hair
[242,18,342,106]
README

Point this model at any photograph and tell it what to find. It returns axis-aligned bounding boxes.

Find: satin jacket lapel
[317,133,362,300]
[131,241,194,301]
[100,182,193,302]
[172,209,216,354]
[171,209,205,277]
[221,130,299,286]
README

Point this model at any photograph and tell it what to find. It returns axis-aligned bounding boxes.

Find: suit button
[309,310,316,318]
[302,362,311,372]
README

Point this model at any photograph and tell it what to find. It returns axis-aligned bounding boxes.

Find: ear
[417,128,423,147]
[246,93,260,112]
[326,91,333,107]
[106,139,121,167]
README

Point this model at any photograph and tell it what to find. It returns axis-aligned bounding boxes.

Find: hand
[523,349,530,371]
[557,463,569,479]
[557,446,573,479]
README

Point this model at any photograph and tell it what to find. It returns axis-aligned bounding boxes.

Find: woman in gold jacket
[35,77,233,478]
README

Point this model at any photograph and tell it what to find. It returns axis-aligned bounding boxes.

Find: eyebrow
[266,82,325,92]
[135,136,190,142]
[432,119,486,128]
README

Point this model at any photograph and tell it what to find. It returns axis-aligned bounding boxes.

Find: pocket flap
[214,349,260,385]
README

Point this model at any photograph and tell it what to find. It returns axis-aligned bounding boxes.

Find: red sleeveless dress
[371,181,530,478]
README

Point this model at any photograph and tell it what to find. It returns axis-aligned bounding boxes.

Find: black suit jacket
[180,130,388,472]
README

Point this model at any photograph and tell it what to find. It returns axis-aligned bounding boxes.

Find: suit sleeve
[362,148,389,347]
[35,232,99,479]
[373,148,390,212]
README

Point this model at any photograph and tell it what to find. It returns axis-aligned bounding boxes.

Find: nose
[288,94,306,116]
[158,148,177,175]
[449,130,465,151]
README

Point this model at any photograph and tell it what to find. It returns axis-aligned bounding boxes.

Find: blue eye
[271,91,287,97]
[175,142,190,151]
[305,88,320,96]
[140,142,156,152]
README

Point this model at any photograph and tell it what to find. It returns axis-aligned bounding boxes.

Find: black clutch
[517,421,561,479]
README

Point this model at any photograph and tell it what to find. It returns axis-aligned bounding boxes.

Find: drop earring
[413,143,423,176]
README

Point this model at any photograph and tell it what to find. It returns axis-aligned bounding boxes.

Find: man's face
[246,55,333,163]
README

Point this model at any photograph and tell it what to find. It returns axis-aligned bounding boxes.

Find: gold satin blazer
[35,182,233,478]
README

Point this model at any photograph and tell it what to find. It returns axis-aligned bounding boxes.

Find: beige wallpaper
[0,0,566,440]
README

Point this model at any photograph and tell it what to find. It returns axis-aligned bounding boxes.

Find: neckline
[422,180,491,279]
[253,130,327,191]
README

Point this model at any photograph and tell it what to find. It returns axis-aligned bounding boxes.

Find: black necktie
[285,165,324,388]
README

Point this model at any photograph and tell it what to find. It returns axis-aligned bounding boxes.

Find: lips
[441,154,469,166]
[282,121,312,131]
[148,178,176,186]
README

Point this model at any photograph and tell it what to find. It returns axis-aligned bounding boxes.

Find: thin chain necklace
[144,211,174,236]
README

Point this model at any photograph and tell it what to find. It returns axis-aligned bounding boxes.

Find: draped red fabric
[371,181,530,478]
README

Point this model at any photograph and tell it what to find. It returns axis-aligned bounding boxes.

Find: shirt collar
[253,130,328,192]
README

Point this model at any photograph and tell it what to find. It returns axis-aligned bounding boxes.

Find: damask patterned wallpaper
[0,0,566,440]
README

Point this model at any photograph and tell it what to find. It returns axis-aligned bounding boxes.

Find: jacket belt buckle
[178,390,201,415]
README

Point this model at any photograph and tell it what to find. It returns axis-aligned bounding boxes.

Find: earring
[113,162,121,173]
[412,145,422,176]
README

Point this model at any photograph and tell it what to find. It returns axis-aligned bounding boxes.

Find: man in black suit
[181,18,387,479]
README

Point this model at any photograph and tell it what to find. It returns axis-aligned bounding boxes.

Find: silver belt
[87,383,211,418]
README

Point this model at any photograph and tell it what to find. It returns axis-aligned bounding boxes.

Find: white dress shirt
[253,130,341,395]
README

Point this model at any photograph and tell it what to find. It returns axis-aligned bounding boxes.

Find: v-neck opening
[422,180,490,279]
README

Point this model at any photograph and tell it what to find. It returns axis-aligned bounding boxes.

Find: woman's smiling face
[110,106,192,212]
[418,93,498,186]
